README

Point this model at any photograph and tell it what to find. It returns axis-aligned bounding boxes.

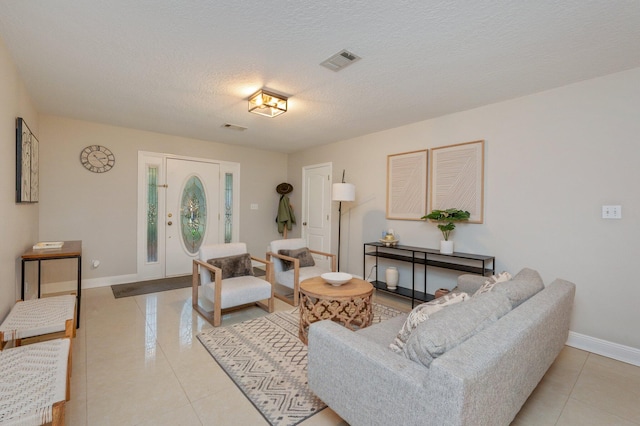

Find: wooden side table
[21,241,82,328]
[298,276,374,344]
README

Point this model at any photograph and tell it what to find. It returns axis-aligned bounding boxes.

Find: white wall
[288,67,640,353]
[0,38,39,318]
[39,116,288,285]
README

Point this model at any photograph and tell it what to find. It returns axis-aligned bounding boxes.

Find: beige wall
[39,116,288,285]
[288,67,640,352]
[3,27,638,358]
[0,38,40,318]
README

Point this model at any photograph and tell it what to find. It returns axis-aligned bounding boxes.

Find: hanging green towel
[276,194,296,234]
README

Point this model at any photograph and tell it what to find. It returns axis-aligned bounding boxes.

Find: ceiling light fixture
[248,89,288,118]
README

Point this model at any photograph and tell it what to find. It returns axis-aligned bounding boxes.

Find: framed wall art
[430,140,484,223]
[16,117,39,203]
[386,149,428,220]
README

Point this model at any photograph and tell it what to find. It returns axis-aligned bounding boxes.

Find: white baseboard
[41,273,139,294]
[82,274,139,289]
[567,331,640,367]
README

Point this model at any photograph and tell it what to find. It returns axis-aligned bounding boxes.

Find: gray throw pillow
[278,247,315,271]
[389,291,470,353]
[207,253,254,280]
[402,291,512,367]
[493,267,544,308]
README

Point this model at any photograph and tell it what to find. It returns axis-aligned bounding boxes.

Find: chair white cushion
[202,276,272,309]
[275,266,330,289]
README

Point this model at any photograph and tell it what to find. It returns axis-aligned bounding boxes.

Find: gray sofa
[307,268,576,426]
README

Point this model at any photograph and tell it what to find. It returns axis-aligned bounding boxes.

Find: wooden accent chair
[192,243,274,327]
[266,238,336,306]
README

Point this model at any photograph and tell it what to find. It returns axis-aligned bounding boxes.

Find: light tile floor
[64,286,640,425]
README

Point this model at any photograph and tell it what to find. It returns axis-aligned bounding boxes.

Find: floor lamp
[332,170,355,272]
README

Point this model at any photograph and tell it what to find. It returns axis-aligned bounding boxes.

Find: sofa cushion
[207,253,254,280]
[389,291,469,353]
[473,271,512,296]
[493,268,544,308]
[358,313,408,347]
[278,247,315,271]
[402,291,512,367]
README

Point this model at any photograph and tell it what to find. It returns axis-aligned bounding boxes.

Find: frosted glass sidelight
[146,166,158,262]
[224,173,233,243]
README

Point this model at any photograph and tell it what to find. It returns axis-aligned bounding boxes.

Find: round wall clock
[80,145,115,173]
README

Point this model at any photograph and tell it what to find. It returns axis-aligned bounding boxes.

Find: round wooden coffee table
[298,276,374,344]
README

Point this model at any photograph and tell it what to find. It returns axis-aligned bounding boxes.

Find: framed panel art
[430,140,484,223]
[16,117,39,203]
[386,149,428,220]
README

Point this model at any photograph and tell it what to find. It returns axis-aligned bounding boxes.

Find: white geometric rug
[196,303,402,426]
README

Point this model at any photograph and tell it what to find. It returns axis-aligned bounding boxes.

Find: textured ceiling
[1,1,640,153]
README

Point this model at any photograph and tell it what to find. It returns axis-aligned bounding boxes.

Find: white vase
[385,267,399,290]
[440,240,454,254]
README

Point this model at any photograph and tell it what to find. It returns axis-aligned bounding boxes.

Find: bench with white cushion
[0,338,71,425]
[0,295,76,350]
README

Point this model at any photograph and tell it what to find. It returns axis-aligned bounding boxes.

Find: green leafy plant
[421,208,470,241]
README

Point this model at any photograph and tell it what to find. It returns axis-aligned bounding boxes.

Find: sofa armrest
[456,274,488,294]
[431,278,576,425]
[308,320,434,426]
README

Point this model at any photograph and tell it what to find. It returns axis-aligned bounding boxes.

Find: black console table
[363,242,495,307]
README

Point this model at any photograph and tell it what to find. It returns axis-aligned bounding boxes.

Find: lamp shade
[332,183,355,201]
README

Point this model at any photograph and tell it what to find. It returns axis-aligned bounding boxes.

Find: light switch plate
[602,205,622,219]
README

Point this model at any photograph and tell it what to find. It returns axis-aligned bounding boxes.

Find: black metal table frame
[364,242,495,307]
[21,254,82,328]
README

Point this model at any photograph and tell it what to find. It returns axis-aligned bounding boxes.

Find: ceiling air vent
[222,123,247,131]
[320,49,361,72]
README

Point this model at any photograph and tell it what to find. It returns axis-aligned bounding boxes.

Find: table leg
[21,259,26,300]
[37,260,42,298]
[76,255,81,328]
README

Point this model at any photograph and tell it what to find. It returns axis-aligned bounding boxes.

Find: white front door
[165,158,220,277]
[302,163,332,255]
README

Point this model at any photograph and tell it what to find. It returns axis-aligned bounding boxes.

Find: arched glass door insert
[180,175,207,254]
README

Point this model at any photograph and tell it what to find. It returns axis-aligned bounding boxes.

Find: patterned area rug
[197,303,403,426]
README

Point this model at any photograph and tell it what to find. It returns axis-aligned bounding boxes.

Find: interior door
[302,163,332,256]
[165,158,220,276]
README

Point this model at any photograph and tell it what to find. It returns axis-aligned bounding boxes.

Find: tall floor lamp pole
[332,170,356,272]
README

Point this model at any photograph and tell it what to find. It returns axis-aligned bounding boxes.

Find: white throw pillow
[473,271,512,297]
[389,291,469,353]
